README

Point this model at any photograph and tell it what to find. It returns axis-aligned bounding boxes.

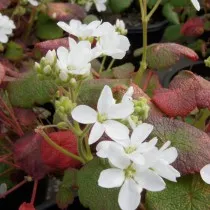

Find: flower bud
[43,65,52,75]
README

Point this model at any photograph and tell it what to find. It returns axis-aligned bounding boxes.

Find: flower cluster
[72,85,180,210]
[36,19,129,82]
[0,13,16,44]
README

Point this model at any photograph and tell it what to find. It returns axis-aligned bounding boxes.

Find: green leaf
[145,174,210,210]
[7,71,57,108]
[77,158,120,210]
[113,63,135,79]
[147,117,210,175]
[162,3,180,24]
[170,0,189,7]
[36,13,63,40]
[163,25,183,41]
[56,169,78,209]
[5,41,23,61]
[108,0,133,13]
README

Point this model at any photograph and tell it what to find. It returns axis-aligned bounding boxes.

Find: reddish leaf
[47,3,86,22]
[34,38,69,55]
[41,131,81,170]
[0,63,6,84]
[19,202,35,210]
[148,117,210,175]
[14,108,37,126]
[181,17,204,37]
[147,43,199,69]
[152,71,210,117]
[14,133,50,180]
[0,0,11,10]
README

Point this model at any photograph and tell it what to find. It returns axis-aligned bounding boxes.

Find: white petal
[131,123,154,144]
[107,102,134,119]
[161,147,178,164]
[159,141,171,151]
[57,47,69,65]
[97,85,115,114]
[106,142,130,169]
[153,162,180,182]
[96,141,113,158]
[71,105,97,124]
[104,120,129,141]
[98,168,125,188]
[127,152,145,165]
[200,164,210,184]
[88,122,105,144]
[118,179,142,210]
[135,169,166,192]
[122,87,134,103]
[57,22,71,34]
[191,0,200,11]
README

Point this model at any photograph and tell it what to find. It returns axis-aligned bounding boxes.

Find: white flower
[115,19,128,35]
[71,85,134,144]
[57,19,101,40]
[94,0,107,12]
[98,160,166,210]
[98,136,180,210]
[191,0,200,11]
[96,123,157,165]
[96,32,130,59]
[0,13,16,44]
[28,0,39,6]
[56,38,98,79]
[200,164,210,184]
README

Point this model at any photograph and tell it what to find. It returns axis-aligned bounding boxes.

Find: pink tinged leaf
[153,71,210,117]
[147,117,210,175]
[13,133,50,180]
[147,43,199,69]
[13,108,37,126]
[47,3,86,22]
[34,38,69,55]
[0,0,11,10]
[181,17,205,37]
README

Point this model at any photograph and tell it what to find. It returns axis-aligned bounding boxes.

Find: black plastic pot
[160,59,208,88]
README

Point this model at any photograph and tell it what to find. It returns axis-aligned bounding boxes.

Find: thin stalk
[134,0,161,85]
[36,128,85,164]
[0,168,13,177]
[24,7,37,41]
[106,59,115,71]
[99,56,107,73]
[30,180,38,204]
[0,180,27,198]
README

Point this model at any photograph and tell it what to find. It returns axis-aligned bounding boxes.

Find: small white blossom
[200,164,210,184]
[98,135,180,210]
[115,19,128,35]
[44,50,56,65]
[56,38,98,79]
[92,22,130,59]
[57,19,101,41]
[96,123,157,165]
[71,85,134,144]
[0,13,16,44]
[191,0,200,11]
[28,0,39,6]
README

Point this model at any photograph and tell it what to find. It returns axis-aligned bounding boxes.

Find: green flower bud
[57,122,69,129]
[43,65,52,75]
[205,57,210,68]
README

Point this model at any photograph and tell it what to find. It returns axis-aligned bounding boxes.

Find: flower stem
[99,56,107,73]
[36,128,85,164]
[24,7,37,41]
[106,58,115,71]
[0,180,27,198]
[30,180,38,205]
[134,0,161,85]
